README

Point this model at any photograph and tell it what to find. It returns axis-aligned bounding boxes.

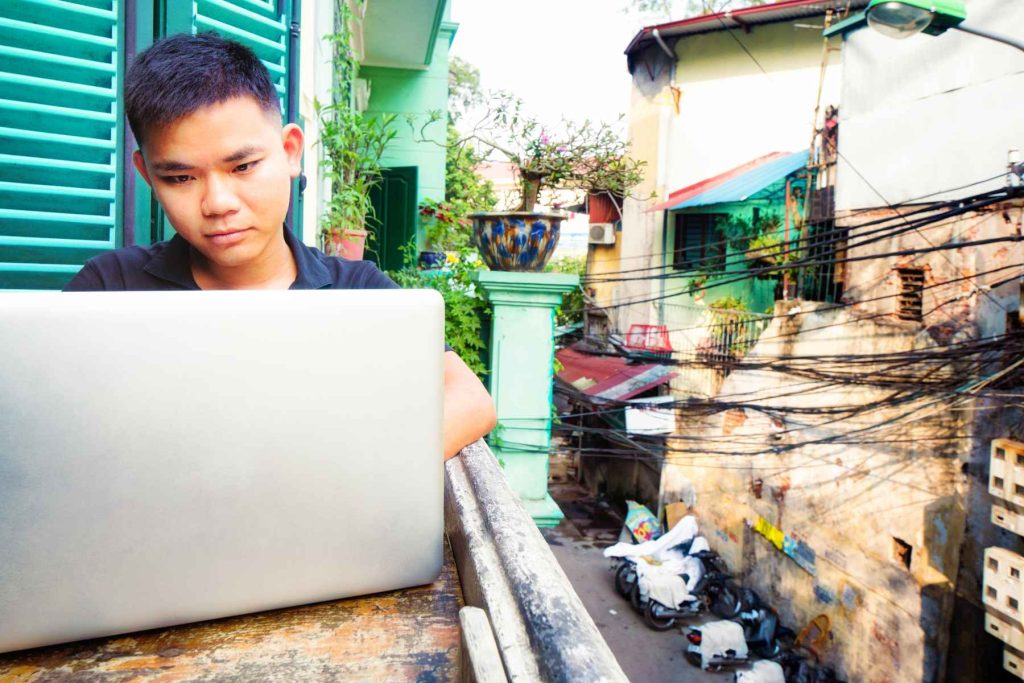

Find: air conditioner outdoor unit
[589,222,616,245]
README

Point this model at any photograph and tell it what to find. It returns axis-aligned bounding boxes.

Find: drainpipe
[651,28,674,62]
[651,28,677,324]
[286,0,302,233]
[287,2,300,125]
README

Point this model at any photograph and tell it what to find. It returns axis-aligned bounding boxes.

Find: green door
[368,166,417,272]
[0,0,124,290]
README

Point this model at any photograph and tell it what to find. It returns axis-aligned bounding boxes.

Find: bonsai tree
[413,92,648,214]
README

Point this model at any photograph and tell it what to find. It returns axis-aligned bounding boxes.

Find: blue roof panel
[671,150,809,210]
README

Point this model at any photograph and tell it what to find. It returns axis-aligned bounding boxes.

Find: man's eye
[164,175,192,185]
[235,160,259,173]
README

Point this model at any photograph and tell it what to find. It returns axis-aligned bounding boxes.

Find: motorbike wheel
[614,563,635,598]
[684,647,703,668]
[630,582,644,611]
[752,637,782,659]
[643,600,676,631]
[709,581,742,618]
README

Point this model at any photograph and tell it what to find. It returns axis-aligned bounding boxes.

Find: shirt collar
[284,225,333,290]
[143,233,199,289]
[142,226,333,290]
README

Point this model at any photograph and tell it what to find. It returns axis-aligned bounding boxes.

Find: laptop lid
[0,290,445,653]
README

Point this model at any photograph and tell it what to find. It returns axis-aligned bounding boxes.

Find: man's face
[134,96,303,273]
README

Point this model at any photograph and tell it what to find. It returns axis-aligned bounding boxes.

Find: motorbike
[684,620,749,671]
[641,551,747,630]
[684,591,794,670]
[773,650,843,683]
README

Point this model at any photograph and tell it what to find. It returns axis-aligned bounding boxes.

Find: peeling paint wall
[662,303,977,682]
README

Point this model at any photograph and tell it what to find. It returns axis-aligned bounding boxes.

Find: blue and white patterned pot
[469,211,565,272]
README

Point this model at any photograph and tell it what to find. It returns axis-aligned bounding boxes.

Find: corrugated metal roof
[649,152,789,212]
[555,348,676,402]
[669,149,808,210]
[625,0,869,56]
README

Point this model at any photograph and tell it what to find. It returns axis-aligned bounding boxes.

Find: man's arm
[443,351,497,460]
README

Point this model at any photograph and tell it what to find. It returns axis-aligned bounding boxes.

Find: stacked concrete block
[986,439,1024,679]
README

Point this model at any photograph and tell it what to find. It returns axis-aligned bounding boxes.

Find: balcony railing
[656,301,771,368]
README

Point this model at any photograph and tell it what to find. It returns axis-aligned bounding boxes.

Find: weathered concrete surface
[0,542,463,681]
[445,440,628,682]
[661,289,1023,682]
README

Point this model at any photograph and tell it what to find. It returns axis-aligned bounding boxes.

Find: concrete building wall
[361,21,453,215]
[592,19,844,328]
[298,0,337,247]
[835,0,1024,211]
[660,297,1002,682]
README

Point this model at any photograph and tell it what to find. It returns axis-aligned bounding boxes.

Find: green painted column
[474,271,579,527]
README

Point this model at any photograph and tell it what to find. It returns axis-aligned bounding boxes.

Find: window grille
[896,267,925,321]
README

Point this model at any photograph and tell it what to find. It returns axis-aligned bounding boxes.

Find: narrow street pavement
[543,484,721,682]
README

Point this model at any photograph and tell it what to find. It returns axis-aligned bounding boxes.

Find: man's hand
[443,352,497,460]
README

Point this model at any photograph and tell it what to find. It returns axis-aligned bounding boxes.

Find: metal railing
[656,301,772,368]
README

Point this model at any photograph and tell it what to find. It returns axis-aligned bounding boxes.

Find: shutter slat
[2,263,85,273]
[0,181,115,200]
[202,0,285,34]
[227,0,278,17]
[0,126,115,150]
[0,208,113,226]
[0,71,116,99]
[17,0,116,21]
[0,153,115,175]
[0,98,116,123]
[0,44,116,75]
[195,14,285,55]
[0,17,116,49]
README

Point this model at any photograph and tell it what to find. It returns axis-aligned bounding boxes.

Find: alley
[544,484,720,683]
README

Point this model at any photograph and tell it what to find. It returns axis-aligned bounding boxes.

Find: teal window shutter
[193,0,290,120]
[0,0,122,290]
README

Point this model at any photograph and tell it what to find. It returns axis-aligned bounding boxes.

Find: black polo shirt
[64,227,400,292]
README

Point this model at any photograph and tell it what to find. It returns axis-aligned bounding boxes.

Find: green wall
[664,178,798,315]
[360,21,455,247]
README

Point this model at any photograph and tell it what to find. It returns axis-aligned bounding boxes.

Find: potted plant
[317,104,395,259]
[316,3,396,260]
[417,96,647,271]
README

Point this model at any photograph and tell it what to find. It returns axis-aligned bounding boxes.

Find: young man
[65,32,496,460]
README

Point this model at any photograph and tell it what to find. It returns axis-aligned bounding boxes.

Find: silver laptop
[0,290,445,654]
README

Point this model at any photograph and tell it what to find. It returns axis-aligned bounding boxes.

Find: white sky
[449,0,645,132]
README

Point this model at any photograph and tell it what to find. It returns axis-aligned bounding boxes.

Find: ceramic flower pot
[469,211,565,272]
[418,250,446,269]
[322,229,368,260]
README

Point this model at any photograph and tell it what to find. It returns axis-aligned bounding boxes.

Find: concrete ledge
[445,440,627,682]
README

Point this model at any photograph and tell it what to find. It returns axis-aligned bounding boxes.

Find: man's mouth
[206,228,251,246]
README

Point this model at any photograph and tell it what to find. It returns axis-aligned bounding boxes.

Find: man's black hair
[125,32,280,147]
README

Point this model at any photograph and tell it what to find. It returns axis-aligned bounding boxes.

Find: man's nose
[201,174,241,216]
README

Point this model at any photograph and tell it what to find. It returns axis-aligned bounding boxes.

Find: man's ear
[132,150,153,187]
[281,123,304,178]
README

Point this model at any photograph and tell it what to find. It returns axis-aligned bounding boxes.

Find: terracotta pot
[588,192,622,223]
[323,229,368,260]
[468,211,565,272]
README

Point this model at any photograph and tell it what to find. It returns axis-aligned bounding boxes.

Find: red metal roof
[625,0,868,56]
[556,348,676,401]
[648,152,788,212]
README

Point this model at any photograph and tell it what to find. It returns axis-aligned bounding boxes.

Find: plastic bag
[624,500,661,542]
